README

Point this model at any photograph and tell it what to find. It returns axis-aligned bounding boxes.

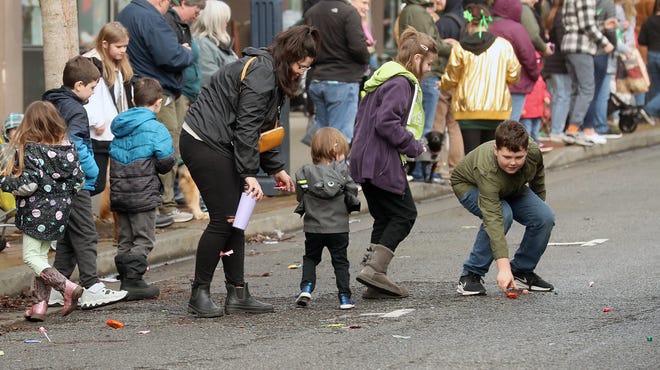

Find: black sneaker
[457,273,486,296]
[512,270,554,292]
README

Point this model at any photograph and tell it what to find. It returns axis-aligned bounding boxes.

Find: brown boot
[356,244,408,297]
[40,267,83,316]
[25,276,50,322]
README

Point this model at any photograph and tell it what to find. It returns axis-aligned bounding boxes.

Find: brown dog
[98,163,209,239]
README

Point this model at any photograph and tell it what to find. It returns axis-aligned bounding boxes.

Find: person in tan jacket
[440,4,521,153]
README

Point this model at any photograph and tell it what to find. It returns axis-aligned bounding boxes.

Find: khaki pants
[156,94,186,214]
[433,89,464,174]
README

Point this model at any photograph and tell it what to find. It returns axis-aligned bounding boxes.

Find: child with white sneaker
[0,101,86,321]
[294,127,360,310]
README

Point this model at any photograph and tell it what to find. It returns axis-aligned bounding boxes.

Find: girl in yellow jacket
[440,4,521,154]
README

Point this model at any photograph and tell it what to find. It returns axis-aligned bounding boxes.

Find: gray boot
[355,244,409,297]
[225,282,274,314]
[362,286,408,299]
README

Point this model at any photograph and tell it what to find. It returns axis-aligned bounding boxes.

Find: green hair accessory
[478,10,493,39]
[463,10,474,23]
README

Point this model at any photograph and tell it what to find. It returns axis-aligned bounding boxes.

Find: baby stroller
[607,93,647,133]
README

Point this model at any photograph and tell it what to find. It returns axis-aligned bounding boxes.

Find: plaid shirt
[561,0,611,55]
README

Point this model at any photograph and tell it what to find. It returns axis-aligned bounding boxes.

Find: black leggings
[461,128,495,155]
[361,182,417,252]
[180,131,245,286]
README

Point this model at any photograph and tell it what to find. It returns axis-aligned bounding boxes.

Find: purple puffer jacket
[488,0,540,94]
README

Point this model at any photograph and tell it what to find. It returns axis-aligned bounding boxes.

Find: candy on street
[39,327,51,342]
[603,307,611,312]
[288,263,302,269]
[506,292,519,299]
[106,319,124,329]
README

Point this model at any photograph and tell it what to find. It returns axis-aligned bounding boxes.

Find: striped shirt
[560,0,611,55]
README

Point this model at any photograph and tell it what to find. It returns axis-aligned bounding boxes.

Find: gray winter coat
[295,162,359,234]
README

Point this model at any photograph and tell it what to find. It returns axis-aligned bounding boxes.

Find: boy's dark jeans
[301,232,351,296]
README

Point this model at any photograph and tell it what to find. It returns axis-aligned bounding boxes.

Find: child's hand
[95,123,107,136]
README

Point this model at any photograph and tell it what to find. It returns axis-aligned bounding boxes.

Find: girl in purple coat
[350,27,433,299]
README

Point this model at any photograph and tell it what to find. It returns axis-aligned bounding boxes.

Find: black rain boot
[188,283,224,318]
[224,282,274,314]
[120,254,160,301]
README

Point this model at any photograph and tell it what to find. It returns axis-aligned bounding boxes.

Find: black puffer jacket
[184,47,286,179]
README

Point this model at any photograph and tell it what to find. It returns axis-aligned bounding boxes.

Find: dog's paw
[193,211,209,220]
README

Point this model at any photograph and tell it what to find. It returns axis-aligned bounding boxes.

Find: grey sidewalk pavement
[1,112,659,300]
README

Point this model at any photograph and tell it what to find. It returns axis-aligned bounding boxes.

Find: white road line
[379,309,415,318]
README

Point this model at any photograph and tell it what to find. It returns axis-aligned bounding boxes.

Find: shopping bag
[616,48,650,94]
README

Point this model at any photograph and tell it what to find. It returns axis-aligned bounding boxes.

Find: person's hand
[543,43,554,57]
[273,170,295,193]
[182,42,191,50]
[604,42,615,54]
[444,38,459,46]
[604,18,618,30]
[243,176,264,201]
[495,258,518,292]
[95,123,107,136]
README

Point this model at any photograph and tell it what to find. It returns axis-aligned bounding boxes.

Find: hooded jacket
[184,47,286,179]
[295,161,359,234]
[0,142,84,241]
[489,0,540,94]
[304,0,370,82]
[109,107,175,213]
[399,0,453,76]
[117,0,193,97]
[42,87,99,191]
[196,36,238,87]
[436,0,466,40]
[441,32,521,121]
[350,62,425,195]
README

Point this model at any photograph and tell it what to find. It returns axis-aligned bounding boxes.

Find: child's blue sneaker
[338,293,354,310]
[295,282,313,307]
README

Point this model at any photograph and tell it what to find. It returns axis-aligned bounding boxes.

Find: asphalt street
[0,146,658,369]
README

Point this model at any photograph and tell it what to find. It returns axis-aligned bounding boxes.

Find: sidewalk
[1,113,659,298]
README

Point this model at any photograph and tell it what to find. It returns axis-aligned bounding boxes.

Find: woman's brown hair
[268,25,321,97]
[0,101,68,177]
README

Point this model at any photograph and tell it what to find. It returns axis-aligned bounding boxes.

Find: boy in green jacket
[450,120,555,296]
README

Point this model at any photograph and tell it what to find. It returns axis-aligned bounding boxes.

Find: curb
[1,128,659,298]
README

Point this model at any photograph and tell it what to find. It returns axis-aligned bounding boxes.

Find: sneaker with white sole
[582,133,607,145]
[599,129,622,139]
[166,209,193,223]
[512,270,554,292]
[79,282,128,309]
[639,108,655,125]
[338,293,355,310]
[457,273,486,296]
[48,288,64,307]
[295,282,313,307]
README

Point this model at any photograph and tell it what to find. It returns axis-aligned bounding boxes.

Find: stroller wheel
[619,110,639,133]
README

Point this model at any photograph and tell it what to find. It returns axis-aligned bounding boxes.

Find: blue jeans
[509,93,527,122]
[647,50,660,103]
[421,76,440,135]
[566,53,596,129]
[520,117,541,141]
[546,73,572,134]
[308,81,359,143]
[584,54,610,134]
[458,187,555,276]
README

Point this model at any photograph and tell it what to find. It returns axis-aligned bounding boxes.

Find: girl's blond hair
[94,22,134,87]
[310,127,349,165]
[0,101,68,177]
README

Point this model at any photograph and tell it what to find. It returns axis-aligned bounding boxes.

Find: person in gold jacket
[439,4,521,154]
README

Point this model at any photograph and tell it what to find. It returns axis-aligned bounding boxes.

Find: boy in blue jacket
[110,78,176,300]
[43,56,128,309]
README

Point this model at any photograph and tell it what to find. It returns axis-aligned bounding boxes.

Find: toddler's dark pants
[301,232,351,296]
